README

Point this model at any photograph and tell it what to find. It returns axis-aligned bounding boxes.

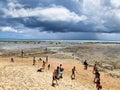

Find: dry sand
[0,57,119,90]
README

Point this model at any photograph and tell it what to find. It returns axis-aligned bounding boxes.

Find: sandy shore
[0,41,120,90]
[0,57,120,90]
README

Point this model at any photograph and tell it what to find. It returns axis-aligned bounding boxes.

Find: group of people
[32,56,64,87]
[32,56,51,72]
[51,60,102,89]
[11,49,102,89]
[83,60,102,90]
[33,56,48,65]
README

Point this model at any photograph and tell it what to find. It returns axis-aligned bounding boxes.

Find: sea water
[0,38,120,43]
[0,39,120,52]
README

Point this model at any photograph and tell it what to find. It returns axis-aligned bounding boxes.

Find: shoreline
[0,41,120,77]
[0,39,120,44]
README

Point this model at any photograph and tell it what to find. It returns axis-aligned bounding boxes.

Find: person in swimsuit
[48,64,50,70]
[52,69,58,86]
[84,60,88,70]
[59,64,64,79]
[46,56,48,63]
[33,56,36,65]
[21,50,24,58]
[71,66,76,80]
[94,70,100,83]
[55,66,60,80]
[96,78,102,90]
[42,60,46,69]
[39,58,42,62]
[93,63,97,74]
[11,57,14,62]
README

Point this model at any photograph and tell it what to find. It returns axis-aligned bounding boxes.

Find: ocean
[0,38,120,43]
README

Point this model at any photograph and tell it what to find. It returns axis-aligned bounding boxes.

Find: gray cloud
[0,0,120,40]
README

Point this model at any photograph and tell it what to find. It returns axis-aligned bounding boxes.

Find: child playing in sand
[59,64,64,79]
[52,69,59,87]
[84,60,88,70]
[11,57,14,62]
[71,66,76,80]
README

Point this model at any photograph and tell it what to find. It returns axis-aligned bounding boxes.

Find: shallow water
[0,42,66,52]
[47,46,66,52]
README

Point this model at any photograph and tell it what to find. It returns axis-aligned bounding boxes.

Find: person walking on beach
[33,56,36,65]
[42,60,46,69]
[11,57,14,62]
[56,66,60,80]
[94,70,100,83]
[39,58,42,62]
[71,66,76,80]
[48,64,50,70]
[21,50,24,58]
[59,64,64,79]
[46,56,48,63]
[93,63,97,74]
[96,78,102,90]
[52,69,59,87]
[84,60,88,70]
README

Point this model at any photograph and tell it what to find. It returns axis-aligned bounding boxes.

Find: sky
[0,0,120,40]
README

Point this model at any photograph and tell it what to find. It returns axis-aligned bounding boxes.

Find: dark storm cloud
[19,17,86,33]
[1,16,120,34]
[7,17,99,33]
[14,17,120,33]
[0,0,120,40]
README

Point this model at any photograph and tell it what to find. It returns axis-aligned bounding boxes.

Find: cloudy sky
[0,0,120,40]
